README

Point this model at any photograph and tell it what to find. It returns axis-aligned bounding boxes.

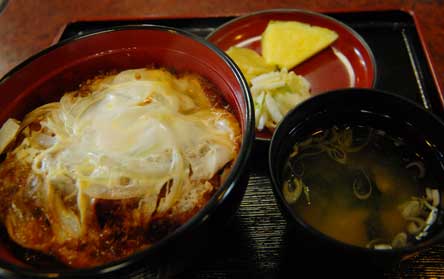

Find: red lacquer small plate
[207,9,377,141]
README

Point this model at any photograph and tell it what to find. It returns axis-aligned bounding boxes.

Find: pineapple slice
[262,20,338,69]
[226,46,276,84]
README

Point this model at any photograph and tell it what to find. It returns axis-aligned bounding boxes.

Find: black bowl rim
[206,8,378,142]
[0,24,255,278]
[269,88,444,256]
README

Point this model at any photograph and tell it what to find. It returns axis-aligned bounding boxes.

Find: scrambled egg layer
[0,68,240,267]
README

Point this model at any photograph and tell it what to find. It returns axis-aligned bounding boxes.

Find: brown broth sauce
[284,125,442,248]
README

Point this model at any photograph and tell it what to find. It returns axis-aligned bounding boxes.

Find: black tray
[60,10,444,279]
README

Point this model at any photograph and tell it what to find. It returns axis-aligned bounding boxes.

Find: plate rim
[206,8,378,142]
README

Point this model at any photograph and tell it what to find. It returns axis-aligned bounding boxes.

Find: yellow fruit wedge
[226,46,276,84]
[262,20,338,69]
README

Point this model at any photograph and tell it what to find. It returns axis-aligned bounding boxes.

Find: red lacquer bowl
[0,26,254,278]
[207,9,377,140]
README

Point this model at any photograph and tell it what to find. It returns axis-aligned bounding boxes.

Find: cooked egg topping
[0,68,240,247]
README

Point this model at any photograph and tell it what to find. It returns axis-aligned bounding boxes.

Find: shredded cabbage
[251,68,310,131]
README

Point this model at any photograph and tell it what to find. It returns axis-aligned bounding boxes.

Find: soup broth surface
[283,125,442,249]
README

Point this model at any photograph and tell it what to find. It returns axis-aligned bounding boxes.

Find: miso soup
[282,125,442,249]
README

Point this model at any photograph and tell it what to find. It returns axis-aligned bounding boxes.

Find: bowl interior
[0,27,249,133]
[269,89,444,255]
[0,26,253,275]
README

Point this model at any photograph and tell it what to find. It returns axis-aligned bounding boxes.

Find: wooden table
[0,0,443,93]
